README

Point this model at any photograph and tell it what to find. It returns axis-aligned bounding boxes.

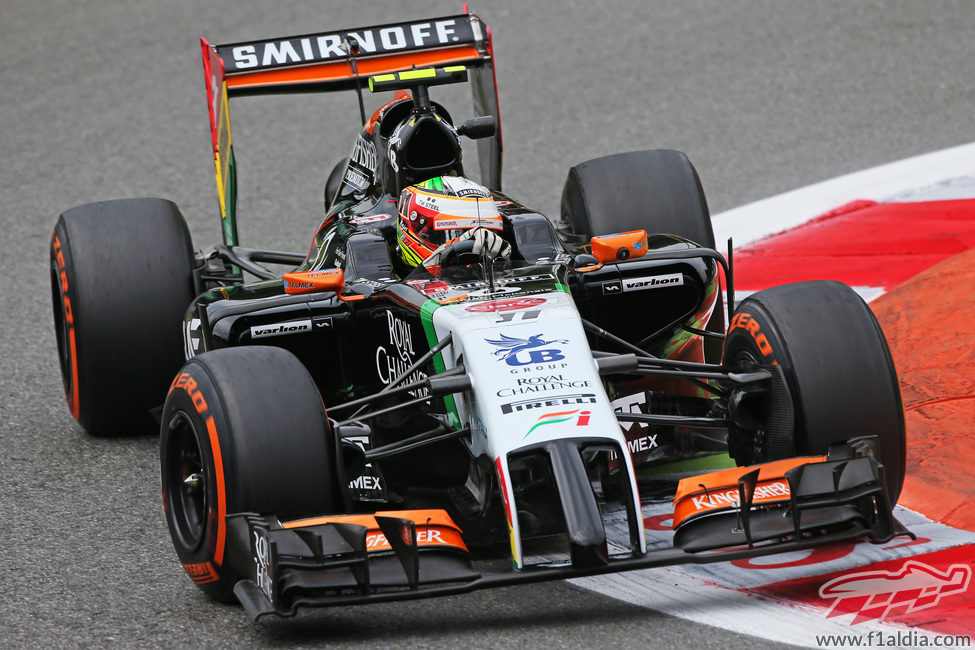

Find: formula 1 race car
[49,11,909,620]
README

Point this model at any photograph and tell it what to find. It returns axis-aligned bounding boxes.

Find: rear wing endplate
[200,10,502,246]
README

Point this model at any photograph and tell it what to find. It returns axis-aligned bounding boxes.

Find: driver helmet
[396,176,503,267]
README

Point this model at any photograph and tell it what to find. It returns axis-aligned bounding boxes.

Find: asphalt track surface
[3,1,974,647]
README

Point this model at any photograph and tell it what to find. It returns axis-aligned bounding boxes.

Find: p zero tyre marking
[67,328,79,417]
[52,234,80,418]
[64,303,80,419]
[183,561,220,584]
[204,413,227,566]
[169,371,228,567]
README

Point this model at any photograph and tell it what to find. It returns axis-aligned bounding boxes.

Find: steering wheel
[437,238,481,267]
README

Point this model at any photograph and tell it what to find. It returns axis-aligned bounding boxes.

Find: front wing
[226,452,910,620]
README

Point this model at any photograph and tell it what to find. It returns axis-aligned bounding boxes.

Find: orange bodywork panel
[365,89,412,135]
[672,456,826,529]
[282,509,468,553]
[282,268,345,295]
[590,230,649,263]
[225,46,483,93]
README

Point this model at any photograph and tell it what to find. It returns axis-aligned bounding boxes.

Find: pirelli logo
[500,393,597,414]
[183,561,220,584]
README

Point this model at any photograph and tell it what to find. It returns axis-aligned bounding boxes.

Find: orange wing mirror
[590,229,649,263]
[283,268,345,295]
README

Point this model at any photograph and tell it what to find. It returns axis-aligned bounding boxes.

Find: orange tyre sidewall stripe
[205,413,227,566]
[67,326,79,418]
[54,234,80,419]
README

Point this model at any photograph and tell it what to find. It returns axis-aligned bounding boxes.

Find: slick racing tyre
[160,346,340,601]
[560,149,723,358]
[50,198,195,436]
[723,281,906,504]
[324,157,349,209]
[559,149,715,248]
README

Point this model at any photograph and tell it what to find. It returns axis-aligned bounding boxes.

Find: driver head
[396,176,502,267]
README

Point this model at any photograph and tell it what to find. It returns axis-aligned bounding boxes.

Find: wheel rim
[727,349,772,465]
[166,411,207,552]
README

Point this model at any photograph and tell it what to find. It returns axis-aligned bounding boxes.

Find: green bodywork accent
[523,414,574,439]
[555,282,570,293]
[222,147,239,246]
[638,453,735,476]
[420,299,461,428]
[659,275,720,359]
[657,273,721,397]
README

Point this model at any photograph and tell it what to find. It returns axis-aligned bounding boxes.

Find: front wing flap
[227,451,909,620]
[672,449,908,552]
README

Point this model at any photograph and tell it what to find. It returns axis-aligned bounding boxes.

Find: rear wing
[201,10,502,246]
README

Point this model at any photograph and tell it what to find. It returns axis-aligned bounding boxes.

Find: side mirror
[456,115,497,139]
[283,268,345,295]
[570,253,601,272]
[590,230,649,263]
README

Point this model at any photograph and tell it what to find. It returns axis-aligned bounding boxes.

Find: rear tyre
[723,281,906,503]
[560,149,715,248]
[560,149,723,359]
[50,198,195,436]
[324,157,349,209]
[160,346,340,601]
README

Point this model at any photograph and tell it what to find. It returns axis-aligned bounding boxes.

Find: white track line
[711,142,975,249]
[575,506,975,648]
[572,145,975,644]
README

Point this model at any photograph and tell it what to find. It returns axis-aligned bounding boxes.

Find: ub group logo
[818,560,972,624]
[485,333,569,366]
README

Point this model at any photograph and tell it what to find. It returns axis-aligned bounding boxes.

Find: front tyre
[160,346,340,601]
[723,281,906,503]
